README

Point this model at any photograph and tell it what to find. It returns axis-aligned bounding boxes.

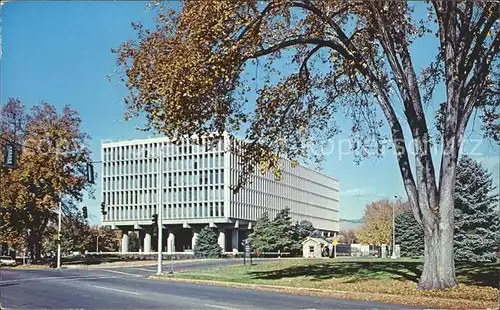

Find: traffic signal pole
[156,146,164,275]
[57,201,62,269]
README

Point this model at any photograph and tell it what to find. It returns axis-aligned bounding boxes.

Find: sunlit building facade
[101,134,339,253]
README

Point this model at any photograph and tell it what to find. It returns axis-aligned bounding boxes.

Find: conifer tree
[194,226,222,258]
[395,210,424,257]
[249,212,274,253]
[395,156,499,262]
[454,156,499,262]
[272,208,296,252]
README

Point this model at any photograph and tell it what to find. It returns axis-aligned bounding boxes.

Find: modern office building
[101,134,339,253]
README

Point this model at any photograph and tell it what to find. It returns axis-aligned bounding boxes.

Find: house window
[309,246,314,253]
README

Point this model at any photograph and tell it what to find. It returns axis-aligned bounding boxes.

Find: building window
[309,246,314,253]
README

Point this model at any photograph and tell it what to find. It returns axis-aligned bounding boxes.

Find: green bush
[194,227,222,258]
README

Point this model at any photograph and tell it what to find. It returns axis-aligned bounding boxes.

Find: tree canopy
[357,199,405,245]
[194,226,223,258]
[395,209,424,257]
[249,212,275,253]
[0,98,94,261]
[293,220,321,241]
[114,0,499,289]
[454,156,499,262]
[338,228,359,244]
[395,156,499,262]
[250,208,323,254]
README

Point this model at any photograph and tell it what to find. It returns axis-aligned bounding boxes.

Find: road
[1,259,414,309]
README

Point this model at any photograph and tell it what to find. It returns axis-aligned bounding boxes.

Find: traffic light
[152,214,158,226]
[82,206,88,219]
[86,163,94,184]
[2,143,17,169]
[100,202,107,215]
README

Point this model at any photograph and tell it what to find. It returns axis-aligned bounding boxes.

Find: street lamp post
[391,196,398,259]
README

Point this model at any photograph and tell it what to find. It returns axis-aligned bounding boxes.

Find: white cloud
[341,188,388,198]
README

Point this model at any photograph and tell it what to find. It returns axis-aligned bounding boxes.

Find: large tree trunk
[418,200,458,289]
[28,231,42,263]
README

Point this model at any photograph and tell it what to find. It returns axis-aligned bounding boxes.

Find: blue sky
[2,1,498,225]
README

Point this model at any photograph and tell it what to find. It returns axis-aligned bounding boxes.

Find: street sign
[3,143,17,168]
[332,240,338,246]
[243,241,252,265]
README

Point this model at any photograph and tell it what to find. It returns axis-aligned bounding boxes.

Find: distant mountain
[339,218,363,230]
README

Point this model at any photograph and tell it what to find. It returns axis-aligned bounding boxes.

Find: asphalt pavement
[1,259,416,309]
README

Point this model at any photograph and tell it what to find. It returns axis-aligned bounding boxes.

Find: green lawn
[161,258,499,308]
[171,258,499,288]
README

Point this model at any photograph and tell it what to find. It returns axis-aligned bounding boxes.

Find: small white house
[302,237,329,258]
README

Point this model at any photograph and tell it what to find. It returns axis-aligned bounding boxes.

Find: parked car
[0,256,17,266]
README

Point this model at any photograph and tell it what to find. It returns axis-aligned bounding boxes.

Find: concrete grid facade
[101,134,339,253]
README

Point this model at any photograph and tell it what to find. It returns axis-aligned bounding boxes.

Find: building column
[192,230,199,250]
[218,229,225,252]
[144,232,152,253]
[167,230,175,253]
[231,229,239,253]
[121,232,129,254]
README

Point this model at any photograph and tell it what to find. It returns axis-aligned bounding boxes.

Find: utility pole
[57,201,62,268]
[156,145,164,275]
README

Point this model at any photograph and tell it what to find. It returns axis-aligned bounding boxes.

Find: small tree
[395,210,424,257]
[128,231,140,252]
[272,208,296,253]
[293,220,316,240]
[249,212,275,253]
[338,228,359,244]
[454,156,499,262]
[194,226,222,258]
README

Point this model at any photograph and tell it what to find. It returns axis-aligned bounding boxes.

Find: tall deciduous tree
[60,212,91,254]
[0,98,94,261]
[357,199,404,245]
[395,156,499,262]
[114,1,499,289]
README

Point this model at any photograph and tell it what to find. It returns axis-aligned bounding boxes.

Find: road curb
[63,258,230,269]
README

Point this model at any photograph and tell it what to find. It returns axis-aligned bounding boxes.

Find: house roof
[301,237,329,245]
